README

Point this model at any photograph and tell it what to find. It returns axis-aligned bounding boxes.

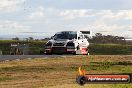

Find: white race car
[45,31,91,55]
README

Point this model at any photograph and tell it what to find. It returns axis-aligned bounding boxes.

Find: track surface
[0,55,71,61]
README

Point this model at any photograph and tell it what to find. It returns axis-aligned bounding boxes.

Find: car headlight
[45,42,52,47]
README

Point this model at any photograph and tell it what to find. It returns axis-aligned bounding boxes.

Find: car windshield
[53,32,77,40]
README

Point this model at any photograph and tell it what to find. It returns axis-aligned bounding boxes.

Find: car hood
[49,39,75,44]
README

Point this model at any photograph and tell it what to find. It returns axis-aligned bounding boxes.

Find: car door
[78,34,83,47]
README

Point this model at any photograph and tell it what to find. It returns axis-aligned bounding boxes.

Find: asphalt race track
[0,55,70,61]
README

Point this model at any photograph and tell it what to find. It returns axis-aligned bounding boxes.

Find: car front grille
[53,43,65,46]
[52,47,66,53]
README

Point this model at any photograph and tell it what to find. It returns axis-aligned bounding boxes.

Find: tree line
[88,33,126,44]
[12,33,131,45]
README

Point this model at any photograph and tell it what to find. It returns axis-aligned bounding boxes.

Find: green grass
[0,40,47,55]
[89,44,132,55]
[0,40,132,55]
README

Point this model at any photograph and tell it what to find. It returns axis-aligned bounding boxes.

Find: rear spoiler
[80,31,92,38]
[80,31,90,34]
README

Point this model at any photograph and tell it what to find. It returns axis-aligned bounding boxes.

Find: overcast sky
[0,0,132,38]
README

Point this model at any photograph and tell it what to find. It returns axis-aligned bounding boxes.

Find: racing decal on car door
[81,47,88,54]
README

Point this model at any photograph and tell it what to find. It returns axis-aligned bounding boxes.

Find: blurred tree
[90,33,126,44]
[28,37,34,41]
[12,37,19,41]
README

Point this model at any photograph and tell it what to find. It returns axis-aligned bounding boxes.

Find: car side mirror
[78,37,80,40]
[51,36,53,39]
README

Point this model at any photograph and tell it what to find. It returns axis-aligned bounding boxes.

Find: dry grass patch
[0,55,132,88]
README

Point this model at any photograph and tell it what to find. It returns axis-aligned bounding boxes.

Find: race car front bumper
[45,46,76,54]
